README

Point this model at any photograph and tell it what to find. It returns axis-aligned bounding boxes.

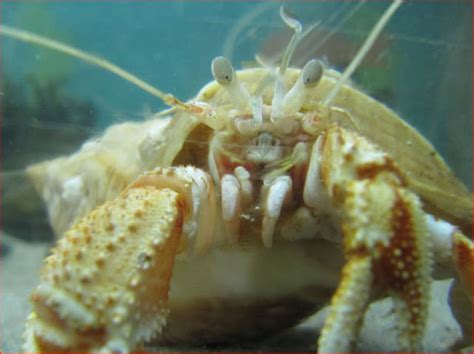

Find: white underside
[171,238,343,301]
[159,236,344,343]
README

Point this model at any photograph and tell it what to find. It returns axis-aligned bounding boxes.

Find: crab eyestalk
[211,56,251,111]
[270,59,323,135]
[282,59,324,115]
[212,56,264,135]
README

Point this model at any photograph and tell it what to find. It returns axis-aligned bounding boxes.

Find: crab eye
[211,56,234,85]
[302,59,323,87]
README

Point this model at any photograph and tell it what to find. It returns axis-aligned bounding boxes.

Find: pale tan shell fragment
[27,116,171,236]
[24,186,183,352]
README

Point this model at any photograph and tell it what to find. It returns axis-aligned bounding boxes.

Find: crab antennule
[270,7,302,120]
[322,0,404,107]
[270,76,286,122]
[277,6,303,76]
[270,6,304,122]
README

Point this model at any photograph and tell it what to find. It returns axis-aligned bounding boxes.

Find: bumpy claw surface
[24,186,184,352]
[317,126,432,351]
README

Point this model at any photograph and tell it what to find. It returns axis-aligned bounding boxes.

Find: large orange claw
[24,187,184,352]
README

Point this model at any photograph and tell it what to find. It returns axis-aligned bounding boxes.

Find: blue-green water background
[1,1,472,187]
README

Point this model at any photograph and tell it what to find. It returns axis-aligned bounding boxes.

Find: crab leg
[449,231,473,348]
[318,256,373,350]
[24,185,185,352]
[424,214,473,346]
[426,215,473,287]
[450,231,473,297]
[308,125,432,352]
[430,221,473,346]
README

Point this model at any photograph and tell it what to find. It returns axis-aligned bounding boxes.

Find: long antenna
[322,0,403,107]
[0,25,182,107]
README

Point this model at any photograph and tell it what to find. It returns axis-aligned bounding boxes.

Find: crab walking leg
[24,186,185,352]
[426,215,473,290]
[312,125,432,352]
[449,231,473,347]
[424,215,473,344]
[443,228,473,346]
[318,256,373,350]
[451,231,473,296]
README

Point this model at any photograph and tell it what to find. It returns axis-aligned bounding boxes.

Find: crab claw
[24,185,185,352]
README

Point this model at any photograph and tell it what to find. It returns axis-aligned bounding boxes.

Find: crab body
[3,2,471,352]
[23,65,473,352]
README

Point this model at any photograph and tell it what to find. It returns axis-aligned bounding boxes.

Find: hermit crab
[1,0,472,352]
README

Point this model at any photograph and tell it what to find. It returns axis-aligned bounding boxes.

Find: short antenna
[322,0,403,107]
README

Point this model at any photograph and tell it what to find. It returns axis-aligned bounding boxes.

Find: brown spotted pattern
[317,126,432,351]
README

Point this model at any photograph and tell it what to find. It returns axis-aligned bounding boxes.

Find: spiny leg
[426,216,473,347]
[317,254,373,350]
[308,125,432,352]
[23,171,197,352]
[450,231,473,299]
[448,231,472,348]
